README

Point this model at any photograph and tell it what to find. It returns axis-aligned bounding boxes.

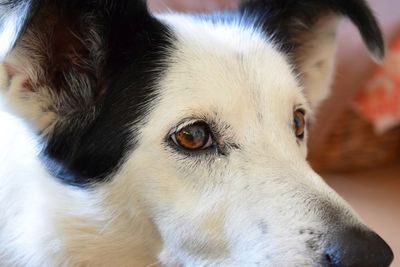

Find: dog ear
[239,0,385,107]
[0,0,161,133]
[0,0,172,184]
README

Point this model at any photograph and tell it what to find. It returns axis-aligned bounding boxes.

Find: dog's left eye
[171,122,214,151]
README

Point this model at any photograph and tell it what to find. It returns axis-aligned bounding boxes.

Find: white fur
[0,13,363,267]
[0,1,30,59]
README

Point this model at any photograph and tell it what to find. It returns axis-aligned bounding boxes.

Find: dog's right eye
[293,109,306,140]
[171,122,214,151]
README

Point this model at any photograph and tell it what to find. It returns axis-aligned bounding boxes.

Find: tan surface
[324,165,400,267]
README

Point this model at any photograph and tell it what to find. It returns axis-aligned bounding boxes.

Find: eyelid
[202,134,214,149]
[294,105,306,114]
[297,109,306,115]
[167,119,203,136]
[294,102,311,117]
[171,121,212,137]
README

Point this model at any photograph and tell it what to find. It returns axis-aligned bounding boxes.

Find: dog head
[0,0,393,266]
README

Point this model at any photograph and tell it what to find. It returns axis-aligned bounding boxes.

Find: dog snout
[323,226,393,267]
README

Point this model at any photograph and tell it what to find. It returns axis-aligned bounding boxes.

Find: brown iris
[173,122,212,150]
[293,110,306,139]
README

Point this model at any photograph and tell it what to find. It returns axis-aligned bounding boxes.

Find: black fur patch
[1,0,175,186]
[46,1,174,186]
[238,0,385,60]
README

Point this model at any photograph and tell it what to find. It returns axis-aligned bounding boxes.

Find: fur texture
[0,0,393,266]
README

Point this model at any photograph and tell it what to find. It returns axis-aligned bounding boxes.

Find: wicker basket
[309,109,400,173]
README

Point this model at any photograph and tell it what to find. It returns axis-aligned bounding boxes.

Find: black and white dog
[0,0,394,266]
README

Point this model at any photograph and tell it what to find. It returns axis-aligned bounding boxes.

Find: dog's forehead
[156,15,305,126]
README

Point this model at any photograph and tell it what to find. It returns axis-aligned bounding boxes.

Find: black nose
[324,226,394,267]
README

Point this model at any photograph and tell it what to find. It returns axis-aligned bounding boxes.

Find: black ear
[0,0,162,133]
[0,0,173,185]
[239,0,385,106]
[240,0,384,60]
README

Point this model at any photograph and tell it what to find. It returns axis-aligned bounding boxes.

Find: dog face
[127,19,332,265]
[0,0,393,266]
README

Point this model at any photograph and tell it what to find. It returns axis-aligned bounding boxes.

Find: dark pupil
[294,116,301,129]
[185,126,205,142]
[179,124,207,149]
[294,113,304,138]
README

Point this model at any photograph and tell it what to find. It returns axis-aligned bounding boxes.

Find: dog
[0,0,394,266]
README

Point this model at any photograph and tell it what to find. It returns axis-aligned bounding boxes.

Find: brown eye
[293,110,306,139]
[172,122,213,151]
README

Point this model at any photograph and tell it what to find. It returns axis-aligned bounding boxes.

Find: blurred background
[149,0,400,265]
